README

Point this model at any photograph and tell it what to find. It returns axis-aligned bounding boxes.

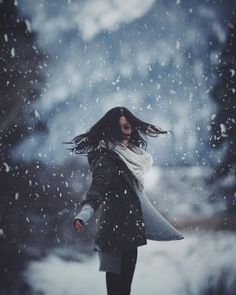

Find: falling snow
[1,0,235,294]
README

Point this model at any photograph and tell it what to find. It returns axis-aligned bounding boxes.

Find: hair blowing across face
[63,106,172,155]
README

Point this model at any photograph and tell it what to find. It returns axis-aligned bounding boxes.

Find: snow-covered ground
[23,230,236,295]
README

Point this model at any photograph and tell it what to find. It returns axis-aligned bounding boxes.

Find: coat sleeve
[73,204,94,225]
[73,155,116,225]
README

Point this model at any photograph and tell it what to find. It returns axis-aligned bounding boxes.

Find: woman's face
[119,116,132,140]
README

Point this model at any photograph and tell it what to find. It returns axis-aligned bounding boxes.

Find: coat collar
[87,147,120,164]
[87,147,138,193]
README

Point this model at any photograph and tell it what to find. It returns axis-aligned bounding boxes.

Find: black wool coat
[79,147,147,254]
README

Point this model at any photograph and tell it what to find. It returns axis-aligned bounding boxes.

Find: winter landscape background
[1,0,236,294]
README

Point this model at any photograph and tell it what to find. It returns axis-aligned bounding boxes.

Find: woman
[64,106,184,295]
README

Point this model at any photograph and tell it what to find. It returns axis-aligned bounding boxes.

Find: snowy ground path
[23,230,236,295]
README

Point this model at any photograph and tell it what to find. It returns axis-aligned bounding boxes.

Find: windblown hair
[63,106,172,155]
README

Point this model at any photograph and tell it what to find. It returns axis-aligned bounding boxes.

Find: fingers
[73,219,84,232]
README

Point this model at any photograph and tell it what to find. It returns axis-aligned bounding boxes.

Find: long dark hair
[63,106,172,155]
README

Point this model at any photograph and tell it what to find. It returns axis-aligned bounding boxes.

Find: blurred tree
[208,19,236,214]
[0,3,90,294]
[0,0,48,160]
[0,0,49,293]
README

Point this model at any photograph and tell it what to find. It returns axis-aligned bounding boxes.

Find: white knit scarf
[97,140,153,190]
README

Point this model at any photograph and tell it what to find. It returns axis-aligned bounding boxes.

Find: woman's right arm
[73,155,116,231]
